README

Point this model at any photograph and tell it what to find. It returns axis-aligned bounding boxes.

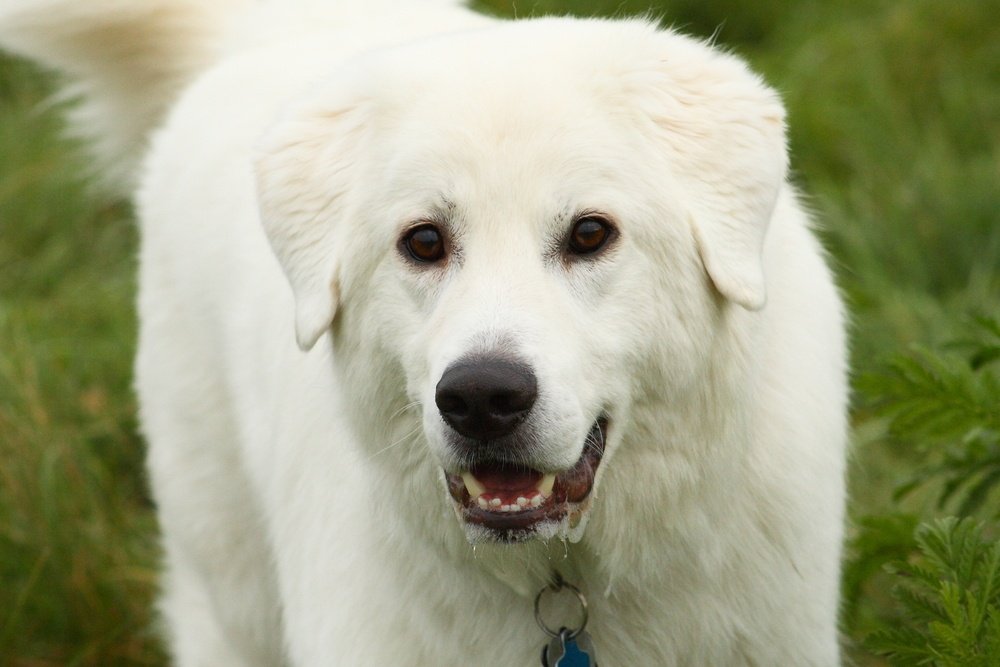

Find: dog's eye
[567,216,613,255]
[403,225,446,263]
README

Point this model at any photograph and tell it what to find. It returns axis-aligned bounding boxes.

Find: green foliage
[843,513,922,631]
[849,319,1000,665]
[861,317,1000,517]
[866,519,1000,667]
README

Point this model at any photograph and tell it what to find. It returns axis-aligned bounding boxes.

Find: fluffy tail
[0,0,254,193]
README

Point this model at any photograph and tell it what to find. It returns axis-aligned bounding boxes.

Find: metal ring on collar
[533,573,589,639]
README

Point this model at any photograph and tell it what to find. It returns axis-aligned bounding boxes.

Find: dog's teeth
[470,488,555,512]
[538,474,556,497]
[461,472,486,498]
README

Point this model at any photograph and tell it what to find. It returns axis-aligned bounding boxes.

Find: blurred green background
[0,0,997,664]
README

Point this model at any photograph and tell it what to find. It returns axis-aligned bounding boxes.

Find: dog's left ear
[254,102,368,351]
[650,47,788,310]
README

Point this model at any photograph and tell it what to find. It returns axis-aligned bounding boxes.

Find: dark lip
[445,418,607,540]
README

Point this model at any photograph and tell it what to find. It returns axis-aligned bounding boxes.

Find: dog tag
[541,627,598,666]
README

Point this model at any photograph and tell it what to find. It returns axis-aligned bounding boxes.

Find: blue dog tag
[542,628,597,666]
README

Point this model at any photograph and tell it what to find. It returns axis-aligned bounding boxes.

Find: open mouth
[445,419,607,540]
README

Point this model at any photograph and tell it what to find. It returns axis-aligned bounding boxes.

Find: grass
[0,57,163,666]
[1,0,997,664]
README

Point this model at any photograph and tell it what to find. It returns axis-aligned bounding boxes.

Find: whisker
[367,423,422,460]
[583,424,606,456]
[388,400,421,422]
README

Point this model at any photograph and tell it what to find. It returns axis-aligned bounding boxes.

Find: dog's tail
[0,0,255,193]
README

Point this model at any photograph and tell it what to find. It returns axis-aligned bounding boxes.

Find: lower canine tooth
[461,472,486,498]
[477,497,488,509]
[530,495,543,507]
[538,473,556,497]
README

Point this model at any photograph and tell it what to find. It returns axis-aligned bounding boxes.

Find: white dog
[0,0,847,664]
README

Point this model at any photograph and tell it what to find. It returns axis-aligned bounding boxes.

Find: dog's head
[254,18,786,543]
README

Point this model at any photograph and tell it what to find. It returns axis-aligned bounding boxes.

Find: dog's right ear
[254,104,368,351]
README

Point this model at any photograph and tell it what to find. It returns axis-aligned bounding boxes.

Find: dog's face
[255,19,786,543]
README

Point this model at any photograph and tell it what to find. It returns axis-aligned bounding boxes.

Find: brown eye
[568,216,613,255]
[403,224,445,263]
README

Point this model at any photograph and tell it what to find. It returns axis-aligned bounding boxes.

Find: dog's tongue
[469,464,542,492]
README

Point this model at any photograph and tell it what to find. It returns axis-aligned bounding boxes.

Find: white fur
[1,1,847,664]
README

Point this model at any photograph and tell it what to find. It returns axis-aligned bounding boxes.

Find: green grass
[0,59,162,666]
[1,1,997,664]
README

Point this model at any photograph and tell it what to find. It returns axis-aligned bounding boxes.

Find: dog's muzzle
[434,356,607,540]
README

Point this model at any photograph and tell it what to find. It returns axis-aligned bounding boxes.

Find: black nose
[435,358,538,440]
